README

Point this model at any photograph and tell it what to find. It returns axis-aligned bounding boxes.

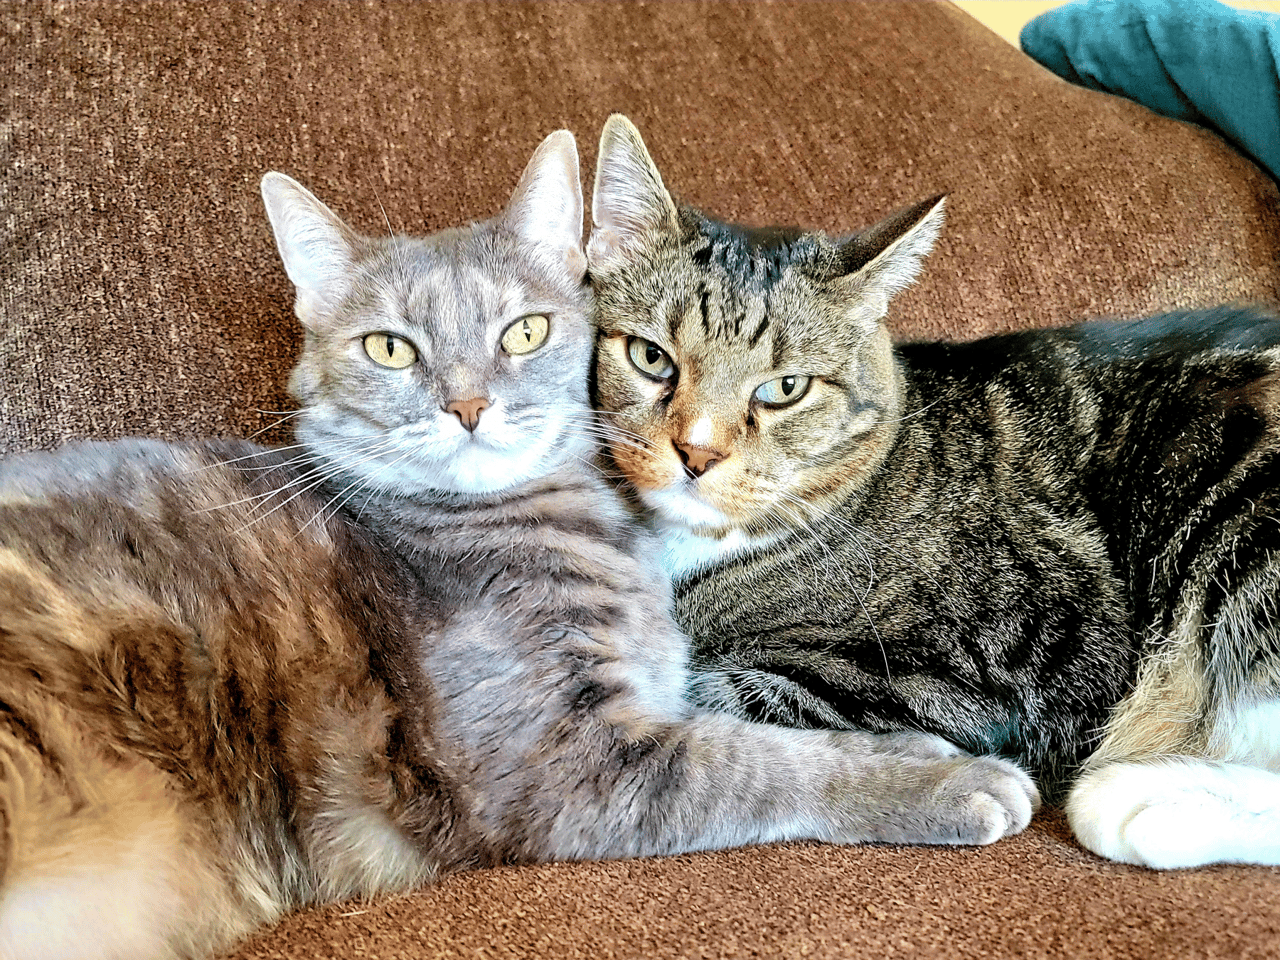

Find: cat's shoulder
[0,438,286,502]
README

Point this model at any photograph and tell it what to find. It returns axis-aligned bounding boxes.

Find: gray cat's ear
[260,172,360,327]
[827,195,946,330]
[589,114,680,270]
[502,130,586,281]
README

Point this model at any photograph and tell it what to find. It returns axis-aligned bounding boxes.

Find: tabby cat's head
[589,115,943,541]
[261,131,590,498]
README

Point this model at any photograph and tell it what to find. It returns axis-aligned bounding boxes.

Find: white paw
[1067,760,1280,868]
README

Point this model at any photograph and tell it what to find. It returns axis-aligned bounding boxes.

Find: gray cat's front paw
[876,730,966,759]
[830,751,1040,848]
[913,755,1040,845]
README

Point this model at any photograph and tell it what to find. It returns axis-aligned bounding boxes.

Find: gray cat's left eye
[754,374,811,408]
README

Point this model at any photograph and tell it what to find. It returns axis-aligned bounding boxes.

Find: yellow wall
[954,0,1280,47]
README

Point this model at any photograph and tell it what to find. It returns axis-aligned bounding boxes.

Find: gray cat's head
[589,115,943,539]
[261,131,591,498]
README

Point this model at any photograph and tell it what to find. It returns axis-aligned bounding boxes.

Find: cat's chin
[421,439,585,498]
[649,492,787,581]
[641,483,731,534]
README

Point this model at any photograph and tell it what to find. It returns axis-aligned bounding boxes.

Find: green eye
[754,374,811,408]
[501,314,550,355]
[626,337,676,380]
[363,333,417,369]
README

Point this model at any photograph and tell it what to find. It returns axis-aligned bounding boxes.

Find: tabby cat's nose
[444,397,490,433]
[674,440,726,478]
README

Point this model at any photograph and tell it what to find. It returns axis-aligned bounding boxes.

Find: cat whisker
[210,438,403,526]
[190,437,387,509]
[195,432,392,478]
[816,510,963,619]
[189,440,318,474]
[565,423,653,456]
[560,412,657,451]
[373,186,396,242]
[297,445,420,534]
[768,491,891,684]
[859,397,944,428]
[244,409,305,443]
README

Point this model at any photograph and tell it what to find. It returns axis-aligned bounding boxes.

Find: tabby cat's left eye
[501,314,550,355]
[363,333,417,369]
[754,374,812,408]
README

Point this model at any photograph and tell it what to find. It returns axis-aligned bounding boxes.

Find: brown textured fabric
[4,0,1280,455]
[3,1,1280,957]
[228,812,1278,960]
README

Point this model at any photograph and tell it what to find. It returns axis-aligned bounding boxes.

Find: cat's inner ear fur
[501,129,586,281]
[824,195,946,331]
[260,172,362,329]
[589,114,680,269]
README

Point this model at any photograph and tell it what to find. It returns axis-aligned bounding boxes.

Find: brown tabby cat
[588,114,1280,870]
[0,131,1038,960]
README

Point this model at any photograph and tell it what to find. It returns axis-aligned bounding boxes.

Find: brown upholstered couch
[4,2,1280,957]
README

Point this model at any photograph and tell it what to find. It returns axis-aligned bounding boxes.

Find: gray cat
[0,131,1036,960]
[587,114,1280,871]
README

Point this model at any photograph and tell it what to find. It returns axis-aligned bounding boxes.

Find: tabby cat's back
[587,113,1280,869]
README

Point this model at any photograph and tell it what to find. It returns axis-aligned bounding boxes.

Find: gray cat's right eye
[501,314,550,356]
[363,333,417,369]
[626,337,675,381]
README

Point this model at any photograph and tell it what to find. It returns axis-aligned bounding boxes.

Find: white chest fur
[660,526,781,582]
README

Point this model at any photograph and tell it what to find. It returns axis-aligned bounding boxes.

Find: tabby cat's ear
[589,114,680,270]
[260,172,361,328]
[826,195,946,331]
[502,129,586,281]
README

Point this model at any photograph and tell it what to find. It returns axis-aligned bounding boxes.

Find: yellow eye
[501,314,550,355]
[363,333,417,369]
[754,374,811,408]
[626,337,676,380]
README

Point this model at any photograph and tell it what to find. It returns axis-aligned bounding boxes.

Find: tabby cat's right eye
[363,333,417,369]
[753,374,812,408]
[626,337,676,381]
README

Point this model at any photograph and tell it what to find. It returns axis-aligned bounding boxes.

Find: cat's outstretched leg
[1066,759,1280,868]
[497,715,1039,862]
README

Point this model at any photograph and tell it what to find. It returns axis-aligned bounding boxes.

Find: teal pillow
[1021,0,1280,180]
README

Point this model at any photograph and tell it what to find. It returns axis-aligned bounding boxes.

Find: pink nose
[444,397,490,433]
[673,440,726,478]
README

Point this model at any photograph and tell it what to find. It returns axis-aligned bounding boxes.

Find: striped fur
[0,132,1038,960]
[589,114,1280,868]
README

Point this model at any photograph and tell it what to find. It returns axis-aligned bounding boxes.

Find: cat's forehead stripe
[690,217,815,293]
